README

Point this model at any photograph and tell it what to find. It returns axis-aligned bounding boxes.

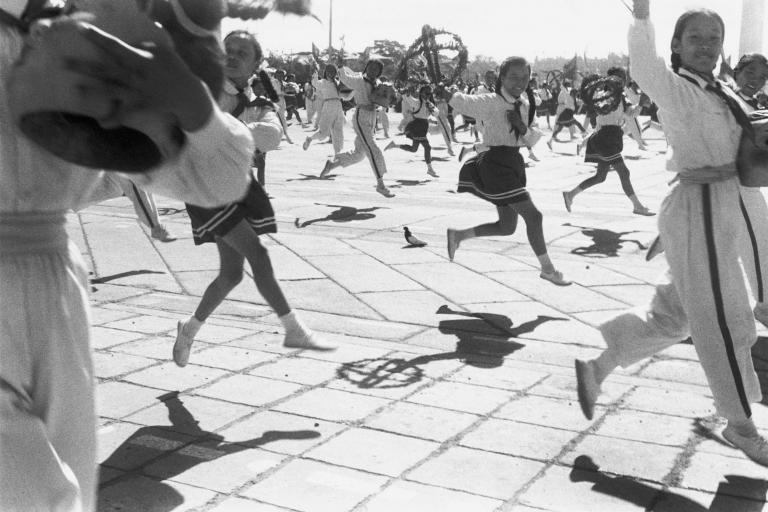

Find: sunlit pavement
[81,114,768,511]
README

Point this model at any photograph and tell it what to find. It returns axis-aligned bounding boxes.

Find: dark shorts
[584,125,624,164]
[457,146,530,205]
[186,178,276,245]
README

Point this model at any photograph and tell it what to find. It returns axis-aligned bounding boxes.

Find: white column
[739,0,766,55]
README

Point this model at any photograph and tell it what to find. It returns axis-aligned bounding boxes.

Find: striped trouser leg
[738,186,768,304]
[336,108,387,180]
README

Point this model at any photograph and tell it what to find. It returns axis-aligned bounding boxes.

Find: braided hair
[670,9,725,73]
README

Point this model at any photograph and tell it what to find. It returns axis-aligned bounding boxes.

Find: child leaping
[319,58,395,197]
[176,30,336,368]
[385,84,439,177]
[445,57,571,286]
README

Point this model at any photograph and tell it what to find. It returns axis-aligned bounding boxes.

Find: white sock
[180,316,203,337]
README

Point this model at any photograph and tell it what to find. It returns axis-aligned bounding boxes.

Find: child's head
[223,30,262,81]
[418,84,432,99]
[734,53,768,96]
[495,56,530,98]
[323,64,338,80]
[606,66,628,85]
[670,9,725,74]
[364,59,384,80]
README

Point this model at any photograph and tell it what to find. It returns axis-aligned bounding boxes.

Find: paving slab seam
[344,375,552,510]
[495,385,640,511]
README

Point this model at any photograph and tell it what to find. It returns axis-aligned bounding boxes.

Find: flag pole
[328,0,333,52]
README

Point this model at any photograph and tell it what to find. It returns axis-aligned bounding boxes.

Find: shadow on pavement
[570,455,768,511]
[98,392,319,511]
[564,222,647,257]
[394,179,430,187]
[336,305,567,389]
[294,203,387,228]
[91,270,165,284]
[286,173,337,182]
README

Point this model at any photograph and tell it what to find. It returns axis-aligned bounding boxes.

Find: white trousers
[0,213,96,512]
[600,178,765,422]
[334,107,387,180]
[311,100,345,154]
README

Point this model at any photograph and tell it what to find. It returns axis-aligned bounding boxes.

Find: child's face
[364,63,382,81]
[500,65,530,98]
[672,14,723,74]
[735,60,768,97]
[251,80,267,96]
[224,35,257,80]
[324,67,337,80]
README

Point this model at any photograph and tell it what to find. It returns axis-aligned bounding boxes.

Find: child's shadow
[294,203,386,228]
[335,305,567,390]
[564,222,647,258]
[571,455,768,511]
[435,305,567,368]
[98,392,320,511]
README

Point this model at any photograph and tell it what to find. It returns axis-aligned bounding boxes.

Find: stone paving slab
[73,114,768,511]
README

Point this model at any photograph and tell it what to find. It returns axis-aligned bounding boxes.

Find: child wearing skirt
[175,31,335,367]
[547,78,587,149]
[562,75,655,216]
[385,84,439,177]
[445,57,571,286]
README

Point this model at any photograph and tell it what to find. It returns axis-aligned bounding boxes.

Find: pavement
[78,114,768,512]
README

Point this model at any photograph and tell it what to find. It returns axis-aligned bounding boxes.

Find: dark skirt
[404,118,429,141]
[457,146,530,205]
[584,125,624,164]
[555,108,577,126]
[186,178,277,245]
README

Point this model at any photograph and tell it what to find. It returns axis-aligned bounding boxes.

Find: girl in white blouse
[576,0,768,467]
[446,57,570,286]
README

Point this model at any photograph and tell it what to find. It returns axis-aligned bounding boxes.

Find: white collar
[1,0,28,18]
[499,87,525,105]
[678,67,712,88]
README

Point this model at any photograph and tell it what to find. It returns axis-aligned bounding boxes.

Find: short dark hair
[734,53,768,76]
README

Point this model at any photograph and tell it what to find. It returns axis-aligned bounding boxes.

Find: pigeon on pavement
[404,227,427,247]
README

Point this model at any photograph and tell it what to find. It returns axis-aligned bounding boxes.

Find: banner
[563,55,578,81]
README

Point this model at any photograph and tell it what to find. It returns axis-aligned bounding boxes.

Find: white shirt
[628,18,743,174]
[558,87,576,110]
[221,79,282,153]
[338,67,375,107]
[0,25,253,212]
[450,89,532,147]
[402,96,434,120]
